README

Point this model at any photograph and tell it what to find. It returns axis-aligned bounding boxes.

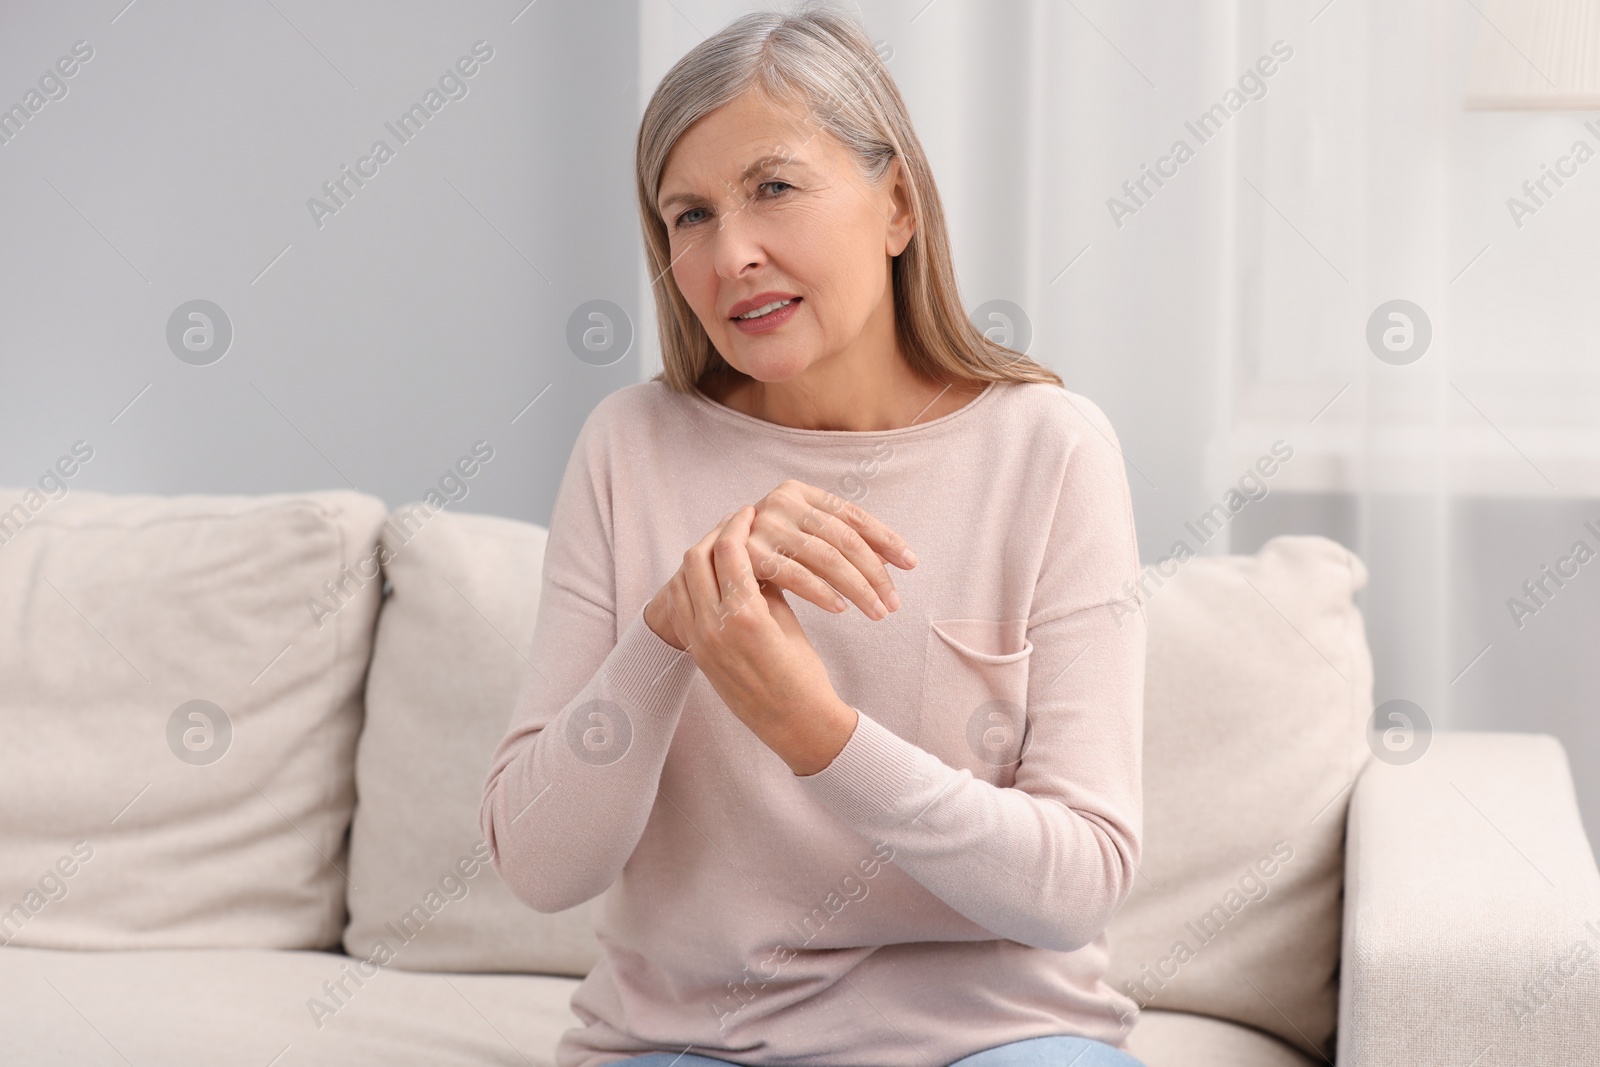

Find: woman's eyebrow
[659,155,814,213]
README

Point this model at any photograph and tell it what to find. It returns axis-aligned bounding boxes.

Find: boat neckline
[682,378,1002,440]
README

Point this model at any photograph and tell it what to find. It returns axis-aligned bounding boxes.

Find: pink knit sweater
[480,376,1146,1067]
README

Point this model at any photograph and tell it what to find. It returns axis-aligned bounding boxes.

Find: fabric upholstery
[1338,731,1600,1066]
[1126,1008,1317,1067]
[0,943,579,1066]
[1103,534,1374,1062]
[0,488,388,951]
[344,505,602,975]
[0,943,1314,1067]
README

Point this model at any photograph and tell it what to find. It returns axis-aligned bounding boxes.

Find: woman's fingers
[683,507,770,639]
[709,505,763,629]
[802,483,917,569]
[679,515,730,625]
[748,548,851,615]
[785,485,909,619]
[683,490,917,624]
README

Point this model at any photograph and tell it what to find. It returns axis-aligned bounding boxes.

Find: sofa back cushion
[343,505,601,975]
[1104,534,1374,1063]
[0,487,388,950]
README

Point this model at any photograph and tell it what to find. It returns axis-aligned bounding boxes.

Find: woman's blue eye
[674,181,792,229]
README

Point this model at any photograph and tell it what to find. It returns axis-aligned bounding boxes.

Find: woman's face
[655,89,916,385]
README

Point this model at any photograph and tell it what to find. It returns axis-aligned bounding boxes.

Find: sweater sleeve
[479,404,699,914]
[791,392,1145,954]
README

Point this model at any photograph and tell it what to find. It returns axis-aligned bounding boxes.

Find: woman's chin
[719,356,808,385]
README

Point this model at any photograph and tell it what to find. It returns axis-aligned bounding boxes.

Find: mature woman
[479,5,1147,1066]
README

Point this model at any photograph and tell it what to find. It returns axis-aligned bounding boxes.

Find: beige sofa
[1,487,1595,1066]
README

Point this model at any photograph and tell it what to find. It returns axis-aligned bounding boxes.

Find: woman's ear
[884,157,916,256]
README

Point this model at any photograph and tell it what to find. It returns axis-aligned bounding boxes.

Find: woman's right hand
[643,480,917,651]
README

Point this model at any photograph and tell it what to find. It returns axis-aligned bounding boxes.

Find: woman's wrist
[772,697,859,777]
[643,593,687,651]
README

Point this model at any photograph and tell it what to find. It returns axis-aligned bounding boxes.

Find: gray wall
[1,0,643,526]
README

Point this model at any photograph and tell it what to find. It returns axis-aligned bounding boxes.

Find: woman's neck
[699,363,986,432]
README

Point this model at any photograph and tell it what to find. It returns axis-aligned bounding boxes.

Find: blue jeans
[611,1034,1145,1067]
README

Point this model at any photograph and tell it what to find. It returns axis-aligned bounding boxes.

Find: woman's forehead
[660,107,833,202]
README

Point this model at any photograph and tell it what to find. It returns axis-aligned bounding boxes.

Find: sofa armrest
[1338,731,1600,1066]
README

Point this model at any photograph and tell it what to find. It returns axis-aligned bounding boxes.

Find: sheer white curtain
[1226,0,1600,852]
[634,0,1600,852]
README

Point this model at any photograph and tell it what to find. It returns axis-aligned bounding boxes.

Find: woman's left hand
[664,504,858,773]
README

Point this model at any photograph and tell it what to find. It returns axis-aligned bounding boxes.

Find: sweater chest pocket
[916,619,1034,788]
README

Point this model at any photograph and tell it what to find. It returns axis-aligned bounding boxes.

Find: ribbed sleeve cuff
[793,708,941,829]
[604,606,699,720]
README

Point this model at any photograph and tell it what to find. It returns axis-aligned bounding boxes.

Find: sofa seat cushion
[0,944,1312,1067]
[0,944,581,1066]
[1125,1008,1318,1067]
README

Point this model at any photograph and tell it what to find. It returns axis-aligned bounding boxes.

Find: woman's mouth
[731,297,801,334]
